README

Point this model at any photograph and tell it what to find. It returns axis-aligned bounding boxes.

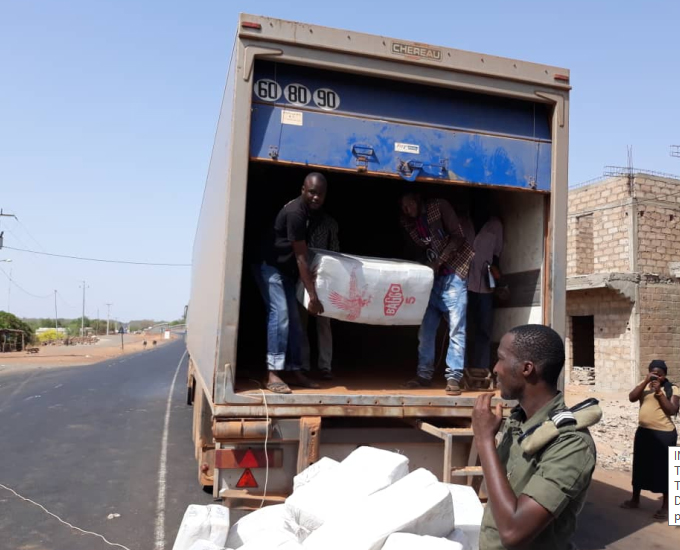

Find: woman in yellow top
[621,360,679,520]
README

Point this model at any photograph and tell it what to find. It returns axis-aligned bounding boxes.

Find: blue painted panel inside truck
[251,105,551,190]
[250,62,552,190]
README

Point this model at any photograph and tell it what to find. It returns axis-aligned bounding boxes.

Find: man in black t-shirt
[253,172,327,394]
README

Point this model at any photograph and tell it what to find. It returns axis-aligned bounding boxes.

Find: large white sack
[445,529,471,550]
[187,541,224,550]
[298,250,434,326]
[303,468,454,550]
[293,457,339,492]
[226,504,307,549]
[172,505,230,550]
[287,446,409,532]
[446,484,483,550]
[238,530,304,550]
[383,533,464,550]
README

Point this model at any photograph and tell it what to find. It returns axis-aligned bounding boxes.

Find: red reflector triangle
[236,468,258,488]
[239,449,259,468]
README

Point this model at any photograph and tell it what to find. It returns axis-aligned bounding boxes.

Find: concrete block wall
[638,281,680,382]
[635,176,680,276]
[565,288,635,391]
[567,177,631,276]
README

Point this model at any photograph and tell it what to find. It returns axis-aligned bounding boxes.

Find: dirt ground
[565,384,679,548]
[0,332,178,374]
[566,384,680,472]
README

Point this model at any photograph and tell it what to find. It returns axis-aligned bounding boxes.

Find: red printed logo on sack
[384,284,405,316]
[329,269,372,321]
[384,285,417,316]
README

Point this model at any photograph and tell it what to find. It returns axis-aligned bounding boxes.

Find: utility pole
[106,303,112,335]
[7,266,12,314]
[0,209,17,220]
[96,307,99,335]
[54,290,58,331]
[80,281,88,338]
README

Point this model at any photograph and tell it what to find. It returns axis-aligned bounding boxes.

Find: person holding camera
[621,359,679,520]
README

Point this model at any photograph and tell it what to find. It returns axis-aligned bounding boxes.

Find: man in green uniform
[473,324,598,550]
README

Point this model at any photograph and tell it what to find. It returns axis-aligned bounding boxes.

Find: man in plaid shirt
[400,193,474,395]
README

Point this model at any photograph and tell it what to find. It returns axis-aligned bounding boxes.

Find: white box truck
[186,13,569,509]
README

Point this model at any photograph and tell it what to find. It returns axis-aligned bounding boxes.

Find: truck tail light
[215,448,283,469]
[242,22,262,30]
[236,468,259,488]
[554,74,570,83]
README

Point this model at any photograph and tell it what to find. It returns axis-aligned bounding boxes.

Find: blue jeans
[418,273,468,382]
[252,263,304,372]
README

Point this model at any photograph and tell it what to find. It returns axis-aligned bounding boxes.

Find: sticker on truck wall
[281,110,303,126]
[313,88,340,111]
[254,79,282,102]
[284,83,311,106]
[395,142,420,154]
[391,42,443,62]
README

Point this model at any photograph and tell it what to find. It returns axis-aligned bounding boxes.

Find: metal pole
[54,290,58,331]
[7,267,12,314]
[81,280,86,338]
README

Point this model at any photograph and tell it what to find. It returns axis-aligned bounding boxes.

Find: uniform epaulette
[518,398,602,456]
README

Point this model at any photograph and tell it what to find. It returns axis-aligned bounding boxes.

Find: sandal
[445,381,462,396]
[653,509,668,520]
[266,381,292,394]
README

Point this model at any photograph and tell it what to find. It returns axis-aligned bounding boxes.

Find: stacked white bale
[172,505,230,550]
[303,468,454,550]
[286,446,409,532]
[298,251,434,326]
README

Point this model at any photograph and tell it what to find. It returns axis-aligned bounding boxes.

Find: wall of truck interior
[235,162,546,384]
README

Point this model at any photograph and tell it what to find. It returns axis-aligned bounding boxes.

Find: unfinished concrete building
[566,170,680,391]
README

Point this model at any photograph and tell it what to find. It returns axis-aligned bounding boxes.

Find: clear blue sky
[1,0,679,322]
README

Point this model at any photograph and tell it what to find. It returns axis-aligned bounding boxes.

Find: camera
[649,374,659,381]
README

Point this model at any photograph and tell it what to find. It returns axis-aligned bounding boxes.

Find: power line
[0,266,52,299]
[2,246,191,267]
[14,218,48,252]
[56,291,77,310]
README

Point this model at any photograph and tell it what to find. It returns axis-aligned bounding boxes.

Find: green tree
[0,311,35,348]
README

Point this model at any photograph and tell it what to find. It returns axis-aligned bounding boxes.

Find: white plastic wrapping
[302,468,454,550]
[226,504,307,549]
[298,251,434,325]
[383,533,465,550]
[445,484,484,550]
[293,457,339,492]
[172,505,230,550]
[286,446,410,532]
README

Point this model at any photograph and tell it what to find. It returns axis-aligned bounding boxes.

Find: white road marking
[154,349,187,550]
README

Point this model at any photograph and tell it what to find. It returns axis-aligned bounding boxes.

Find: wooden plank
[220,489,286,510]
[450,466,484,476]
[296,416,322,474]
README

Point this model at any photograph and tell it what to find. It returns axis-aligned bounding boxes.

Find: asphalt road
[0,339,212,550]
